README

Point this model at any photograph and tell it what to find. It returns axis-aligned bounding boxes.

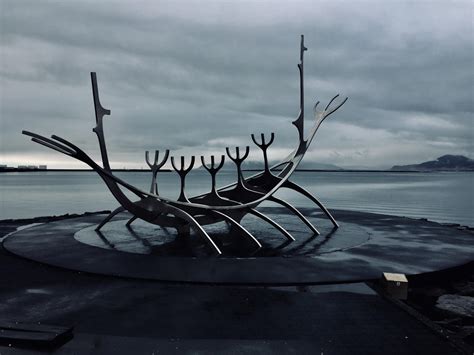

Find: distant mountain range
[391,155,474,171]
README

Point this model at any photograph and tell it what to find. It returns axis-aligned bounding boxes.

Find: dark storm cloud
[1,0,472,168]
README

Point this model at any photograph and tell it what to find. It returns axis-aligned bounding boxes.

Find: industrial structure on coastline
[0,164,47,172]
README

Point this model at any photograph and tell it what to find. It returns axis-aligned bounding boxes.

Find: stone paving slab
[0,282,461,355]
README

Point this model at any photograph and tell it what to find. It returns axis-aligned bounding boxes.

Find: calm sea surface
[0,171,473,226]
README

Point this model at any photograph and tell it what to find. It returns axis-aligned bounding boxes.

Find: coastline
[2,169,474,173]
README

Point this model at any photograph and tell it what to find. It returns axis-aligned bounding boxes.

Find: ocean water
[0,171,473,226]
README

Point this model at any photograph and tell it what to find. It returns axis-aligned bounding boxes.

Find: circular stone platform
[3,208,473,285]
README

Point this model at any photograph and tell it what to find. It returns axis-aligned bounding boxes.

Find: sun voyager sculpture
[23,35,347,255]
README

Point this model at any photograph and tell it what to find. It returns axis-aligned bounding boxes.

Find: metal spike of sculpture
[23,36,347,255]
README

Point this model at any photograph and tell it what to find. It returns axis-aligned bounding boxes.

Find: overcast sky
[1,0,472,169]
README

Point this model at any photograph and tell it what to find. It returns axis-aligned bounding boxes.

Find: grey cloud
[1,0,472,169]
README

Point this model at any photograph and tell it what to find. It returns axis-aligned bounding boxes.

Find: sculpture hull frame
[23,35,347,255]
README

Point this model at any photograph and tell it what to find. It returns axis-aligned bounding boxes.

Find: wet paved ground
[0,255,461,355]
[0,210,471,354]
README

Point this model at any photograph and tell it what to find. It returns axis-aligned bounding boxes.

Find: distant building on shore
[0,164,48,172]
[16,165,48,170]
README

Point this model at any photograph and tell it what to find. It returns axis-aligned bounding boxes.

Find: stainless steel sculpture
[23,36,347,255]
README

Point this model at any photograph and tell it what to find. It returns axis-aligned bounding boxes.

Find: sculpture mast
[91,72,112,171]
[292,35,308,149]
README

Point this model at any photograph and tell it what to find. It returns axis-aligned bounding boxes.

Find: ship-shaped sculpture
[23,36,347,255]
